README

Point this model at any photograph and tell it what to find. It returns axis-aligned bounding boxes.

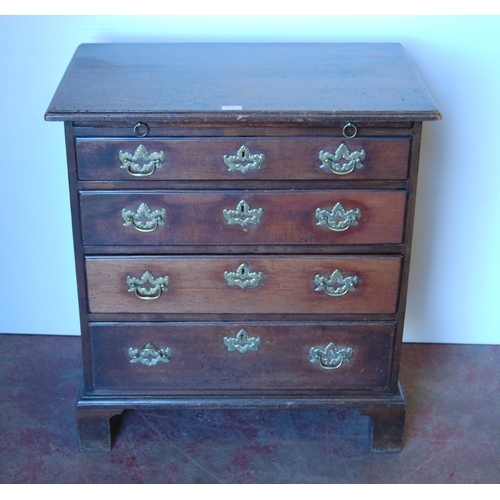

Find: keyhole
[330,211,344,222]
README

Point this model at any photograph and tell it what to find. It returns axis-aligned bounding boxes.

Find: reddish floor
[0,334,498,483]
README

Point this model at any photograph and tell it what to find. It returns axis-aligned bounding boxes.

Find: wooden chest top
[45,43,441,123]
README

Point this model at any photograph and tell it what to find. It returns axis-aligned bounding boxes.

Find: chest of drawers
[46,43,440,452]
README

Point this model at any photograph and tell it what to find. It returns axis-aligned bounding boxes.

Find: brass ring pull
[134,288,162,300]
[314,269,358,297]
[310,342,352,369]
[126,270,169,300]
[342,122,358,139]
[122,203,167,233]
[131,219,161,233]
[119,144,166,177]
[133,122,149,138]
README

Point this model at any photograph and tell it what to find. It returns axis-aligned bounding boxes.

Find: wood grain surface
[75,137,410,181]
[89,321,395,393]
[85,255,402,315]
[45,43,441,122]
[80,190,406,246]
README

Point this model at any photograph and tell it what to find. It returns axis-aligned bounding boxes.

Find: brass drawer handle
[128,342,171,366]
[118,144,166,177]
[126,270,169,300]
[224,263,262,289]
[222,200,264,227]
[223,329,261,353]
[314,269,358,297]
[315,202,361,232]
[223,145,265,174]
[310,342,352,370]
[122,202,167,232]
[318,143,366,175]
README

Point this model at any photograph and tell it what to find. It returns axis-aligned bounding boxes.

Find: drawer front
[75,137,410,181]
[85,255,402,314]
[80,190,407,246]
[89,322,395,393]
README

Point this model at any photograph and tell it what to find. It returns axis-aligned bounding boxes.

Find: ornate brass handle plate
[318,143,366,175]
[222,200,263,228]
[223,145,265,174]
[126,270,169,300]
[122,202,167,232]
[310,342,352,370]
[314,269,358,297]
[119,144,166,177]
[315,202,361,232]
[223,329,261,353]
[224,263,263,289]
[128,342,171,366]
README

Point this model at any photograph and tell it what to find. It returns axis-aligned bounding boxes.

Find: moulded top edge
[44,109,442,123]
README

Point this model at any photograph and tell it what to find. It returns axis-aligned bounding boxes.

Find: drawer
[89,321,396,393]
[80,190,407,246]
[75,137,410,181]
[85,255,402,314]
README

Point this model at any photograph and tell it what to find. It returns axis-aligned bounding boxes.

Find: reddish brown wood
[75,137,410,181]
[361,405,406,452]
[75,383,406,452]
[89,322,395,393]
[80,190,406,246]
[72,123,414,138]
[46,43,440,452]
[389,121,424,392]
[76,406,123,452]
[44,43,441,123]
[85,255,402,315]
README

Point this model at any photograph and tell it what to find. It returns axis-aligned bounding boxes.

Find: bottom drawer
[89,322,395,394]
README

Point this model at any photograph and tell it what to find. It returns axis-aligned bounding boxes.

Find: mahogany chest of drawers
[45,43,440,452]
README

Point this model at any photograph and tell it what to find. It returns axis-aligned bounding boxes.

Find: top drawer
[75,137,410,181]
